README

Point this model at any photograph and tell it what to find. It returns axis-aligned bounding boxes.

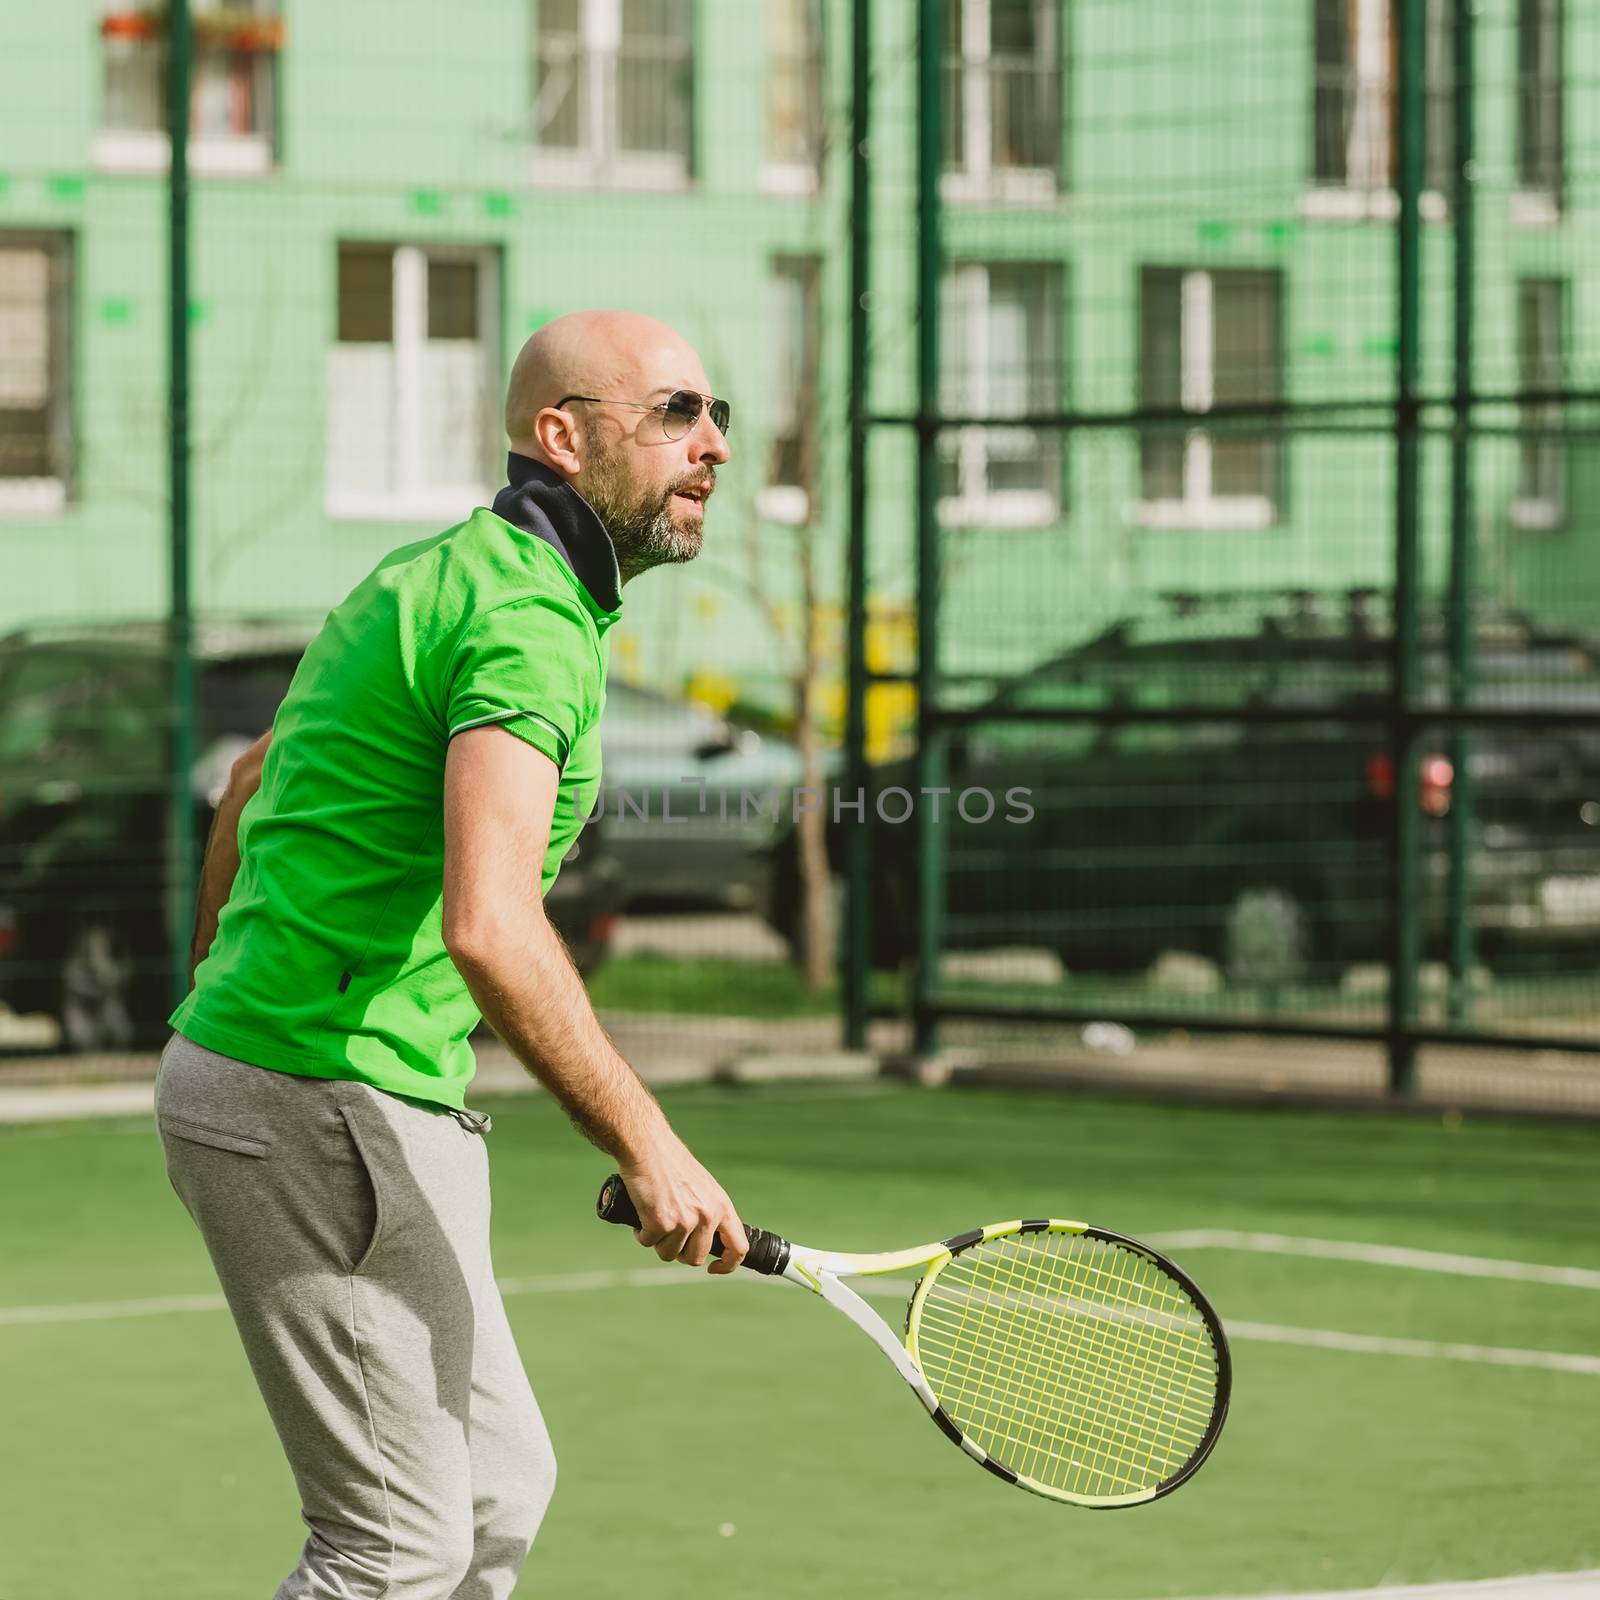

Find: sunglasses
[559,389,732,441]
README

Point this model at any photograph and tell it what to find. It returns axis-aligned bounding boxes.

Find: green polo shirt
[171,499,623,1109]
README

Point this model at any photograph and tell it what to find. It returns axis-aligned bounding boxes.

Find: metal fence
[4,1,1598,1097]
[840,0,1600,1092]
[0,0,855,1061]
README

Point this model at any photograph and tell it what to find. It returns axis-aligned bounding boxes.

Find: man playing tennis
[156,308,747,1599]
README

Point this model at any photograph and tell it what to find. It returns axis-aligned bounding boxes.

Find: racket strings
[920,1247,1206,1458]
[951,1247,1198,1490]
[920,1252,1203,1495]
[971,1245,1210,1493]
[923,1242,1211,1495]
[912,1232,1220,1499]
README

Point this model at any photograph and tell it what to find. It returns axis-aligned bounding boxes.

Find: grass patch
[2,1087,1597,1597]
[588,953,906,1018]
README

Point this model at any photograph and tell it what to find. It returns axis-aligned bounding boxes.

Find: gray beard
[585,466,704,582]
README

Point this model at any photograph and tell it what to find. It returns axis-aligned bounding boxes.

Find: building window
[1137,267,1281,529]
[765,0,825,191]
[326,244,500,522]
[943,0,1062,201]
[1513,278,1565,530]
[96,2,280,176]
[0,233,72,515]
[1310,0,1452,217]
[1517,0,1563,204]
[532,0,694,188]
[938,263,1061,527]
[761,255,822,524]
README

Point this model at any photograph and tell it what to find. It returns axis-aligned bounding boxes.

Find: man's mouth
[672,482,712,509]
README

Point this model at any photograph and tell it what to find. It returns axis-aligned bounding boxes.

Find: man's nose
[692,413,731,465]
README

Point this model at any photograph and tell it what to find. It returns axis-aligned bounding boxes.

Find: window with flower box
[96,2,281,176]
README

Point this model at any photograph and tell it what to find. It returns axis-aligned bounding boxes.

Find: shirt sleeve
[445,594,600,772]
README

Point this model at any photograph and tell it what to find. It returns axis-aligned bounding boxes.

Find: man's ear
[533,405,583,475]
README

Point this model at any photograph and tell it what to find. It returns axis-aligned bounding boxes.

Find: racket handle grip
[596,1173,791,1277]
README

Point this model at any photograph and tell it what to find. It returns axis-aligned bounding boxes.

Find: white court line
[1149,1231,1600,1291]
[0,1268,702,1327]
[1220,1319,1600,1378]
[0,1291,229,1325]
[838,1280,1600,1378]
[3,1267,1598,1376]
[1158,1570,1600,1600]
[495,1267,711,1296]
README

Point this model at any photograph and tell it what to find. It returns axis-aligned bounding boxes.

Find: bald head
[504,309,705,453]
[502,309,731,585]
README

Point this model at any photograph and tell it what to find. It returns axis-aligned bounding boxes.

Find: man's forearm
[189,733,270,982]
[189,788,250,981]
[451,908,671,1164]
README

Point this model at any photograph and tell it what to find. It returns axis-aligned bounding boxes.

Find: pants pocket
[336,1101,387,1276]
[157,1114,270,1159]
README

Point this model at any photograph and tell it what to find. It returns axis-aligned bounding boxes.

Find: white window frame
[530,0,694,192]
[942,0,1060,206]
[757,484,810,524]
[1510,276,1566,532]
[761,0,825,196]
[325,243,500,524]
[938,262,1059,530]
[1303,0,1448,223]
[94,1,278,177]
[94,129,275,178]
[761,254,821,525]
[1514,0,1564,217]
[0,478,67,515]
[0,231,72,517]
[1509,190,1561,227]
[1131,269,1277,531]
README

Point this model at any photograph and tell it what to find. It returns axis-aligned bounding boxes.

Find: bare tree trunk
[788,258,836,991]
[792,533,835,989]
[697,29,840,991]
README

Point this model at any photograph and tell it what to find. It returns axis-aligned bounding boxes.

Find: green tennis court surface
[2,1081,1597,1600]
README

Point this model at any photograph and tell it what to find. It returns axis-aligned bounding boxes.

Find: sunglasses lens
[709,399,731,436]
[663,391,701,439]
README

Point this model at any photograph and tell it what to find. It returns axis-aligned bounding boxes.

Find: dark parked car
[853,593,1600,983]
[0,621,623,1051]
[599,680,815,915]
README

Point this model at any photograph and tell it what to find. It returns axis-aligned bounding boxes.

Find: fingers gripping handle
[596,1174,792,1276]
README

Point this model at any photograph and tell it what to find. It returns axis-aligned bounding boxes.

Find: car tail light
[1366,752,1452,815]
[0,905,15,958]
[589,913,619,946]
[1419,754,1454,816]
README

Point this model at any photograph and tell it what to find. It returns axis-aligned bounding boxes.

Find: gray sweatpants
[155,1032,556,1599]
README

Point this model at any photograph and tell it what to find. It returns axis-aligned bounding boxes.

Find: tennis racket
[596,1174,1230,1508]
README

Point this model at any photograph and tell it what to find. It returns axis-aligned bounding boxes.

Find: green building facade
[1,0,1594,738]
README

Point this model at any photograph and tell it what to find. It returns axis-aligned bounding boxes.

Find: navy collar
[491,454,622,615]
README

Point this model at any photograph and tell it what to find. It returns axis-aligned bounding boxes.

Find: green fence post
[1446,0,1478,1025]
[167,0,197,1010]
[842,0,872,1051]
[912,0,945,1058]
[1390,0,1426,1093]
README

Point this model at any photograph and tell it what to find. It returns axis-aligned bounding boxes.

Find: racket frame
[592,1178,1230,1509]
[776,1219,1231,1509]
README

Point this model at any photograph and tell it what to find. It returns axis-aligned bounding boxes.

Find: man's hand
[617,1136,749,1274]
